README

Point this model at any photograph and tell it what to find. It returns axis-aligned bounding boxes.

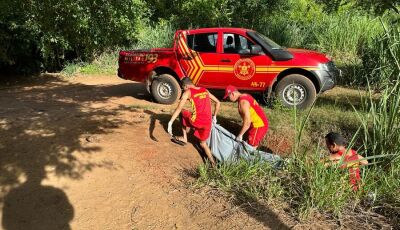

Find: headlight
[318,63,329,71]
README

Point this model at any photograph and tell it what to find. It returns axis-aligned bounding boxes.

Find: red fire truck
[118,28,339,108]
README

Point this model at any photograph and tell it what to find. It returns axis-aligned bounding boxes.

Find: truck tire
[275,74,316,109]
[151,74,181,104]
[261,86,274,108]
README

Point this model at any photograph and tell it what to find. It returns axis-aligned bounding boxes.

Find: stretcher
[206,122,283,168]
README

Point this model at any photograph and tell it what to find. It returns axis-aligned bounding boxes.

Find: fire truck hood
[287,48,330,63]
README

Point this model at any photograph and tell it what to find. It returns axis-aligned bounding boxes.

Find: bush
[60,50,119,76]
[135,20,175,49]
[0,0,149,73]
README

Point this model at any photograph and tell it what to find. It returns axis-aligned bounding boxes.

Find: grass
[59,10,394,89]
[52,2,398,227]
[197,84,399,226]
[256,13,396,87]
[60,51,119,77]
[361,22,400,86]
[196,24,400,225]
[60,21,174,77]
[55,14,399,225]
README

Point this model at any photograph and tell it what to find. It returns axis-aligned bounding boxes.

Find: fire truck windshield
[253,32,282,50]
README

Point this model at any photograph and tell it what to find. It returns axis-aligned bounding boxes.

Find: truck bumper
[311,62,341,92]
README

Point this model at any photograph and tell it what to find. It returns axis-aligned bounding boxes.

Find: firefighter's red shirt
[181,87,212,141]
[338,149,362,191]
[238,94,268,146]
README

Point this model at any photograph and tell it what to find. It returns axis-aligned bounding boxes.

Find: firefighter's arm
[322,154,340,167]
[208,91,220,117]
[358,155,369,166]
[168,90,190,135]
[170,90,190,122]
[238,100,251,138]
[322,158,338,167]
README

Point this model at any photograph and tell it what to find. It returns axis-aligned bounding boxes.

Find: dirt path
[0,75,293,230]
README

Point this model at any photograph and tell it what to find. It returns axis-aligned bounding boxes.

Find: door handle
[220,59,231,63]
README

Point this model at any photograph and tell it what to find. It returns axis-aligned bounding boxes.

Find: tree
[0,0,148,73]
[315,0,400,15]
[145,0,289,28]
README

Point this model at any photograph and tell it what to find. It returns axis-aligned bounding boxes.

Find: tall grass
[353,26,400,224]
[361,22,400,86]
[260,13,382,63]
[357,22,400,161]
[353,81,400,225]
[60,50,119,77]
[134,20,175,49]
[311,15,382,64]
[259,12,387,86]
[357,82,400,161]
[198,27,400,222]
[198,104,362,219]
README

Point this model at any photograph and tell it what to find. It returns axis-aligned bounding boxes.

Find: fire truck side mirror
[250,45,262,55]
[238,49,250,55]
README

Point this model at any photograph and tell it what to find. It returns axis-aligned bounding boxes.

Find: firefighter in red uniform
[224,85,269,148]
[323,132,368,191]
[168,77,220,166]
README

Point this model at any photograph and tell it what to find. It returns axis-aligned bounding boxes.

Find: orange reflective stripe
[251,128,258,145]
[190,99,197,122]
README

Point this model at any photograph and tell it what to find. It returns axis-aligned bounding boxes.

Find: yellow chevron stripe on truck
[178,32,319,83]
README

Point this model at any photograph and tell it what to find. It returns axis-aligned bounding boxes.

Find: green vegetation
[1,0,399,226]
[361,24,400,86]
[60,50,119,77]
[198,83,399,225]
[60,20,175,77]
[2,0,398,87]
[198,27,400,225]
[0,0,148,73]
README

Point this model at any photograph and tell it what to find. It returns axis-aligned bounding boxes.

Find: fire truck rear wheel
[275,74,316,109]
[151,74,182,104]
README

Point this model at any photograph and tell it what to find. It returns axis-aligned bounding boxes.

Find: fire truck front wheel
[151,74,182,104]
[275,74,316,109]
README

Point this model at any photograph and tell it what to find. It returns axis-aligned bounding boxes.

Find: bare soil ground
[2,74,390,230]
[0,74,303,230]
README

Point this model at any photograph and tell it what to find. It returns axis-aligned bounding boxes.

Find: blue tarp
[206,122,282,168]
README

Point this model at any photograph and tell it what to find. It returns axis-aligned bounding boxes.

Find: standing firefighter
[224,85,269,148]
[168,77,220,166]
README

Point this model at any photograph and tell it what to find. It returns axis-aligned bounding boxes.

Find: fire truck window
[223,33,254,54]
[187,33,218,53]
[239,35,254,50]
[223,33,236,53]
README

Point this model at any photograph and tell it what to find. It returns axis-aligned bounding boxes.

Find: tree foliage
[315,0,400,15]
[0,0,147,72]
[0,0,398,74]
[146,0,289,28]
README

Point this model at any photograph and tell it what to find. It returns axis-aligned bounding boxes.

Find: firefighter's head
[325,132,347,154]
[224,85,239,102]
[181,77,193,90]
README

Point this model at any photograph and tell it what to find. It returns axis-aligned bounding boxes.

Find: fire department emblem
[234,58,255,80]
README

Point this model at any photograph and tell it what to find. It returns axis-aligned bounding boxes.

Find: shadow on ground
[182,169,291,229]
[143,109,243,164]
[143,109,210,163]
[232,190,291,230]
[0,75,147,229]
